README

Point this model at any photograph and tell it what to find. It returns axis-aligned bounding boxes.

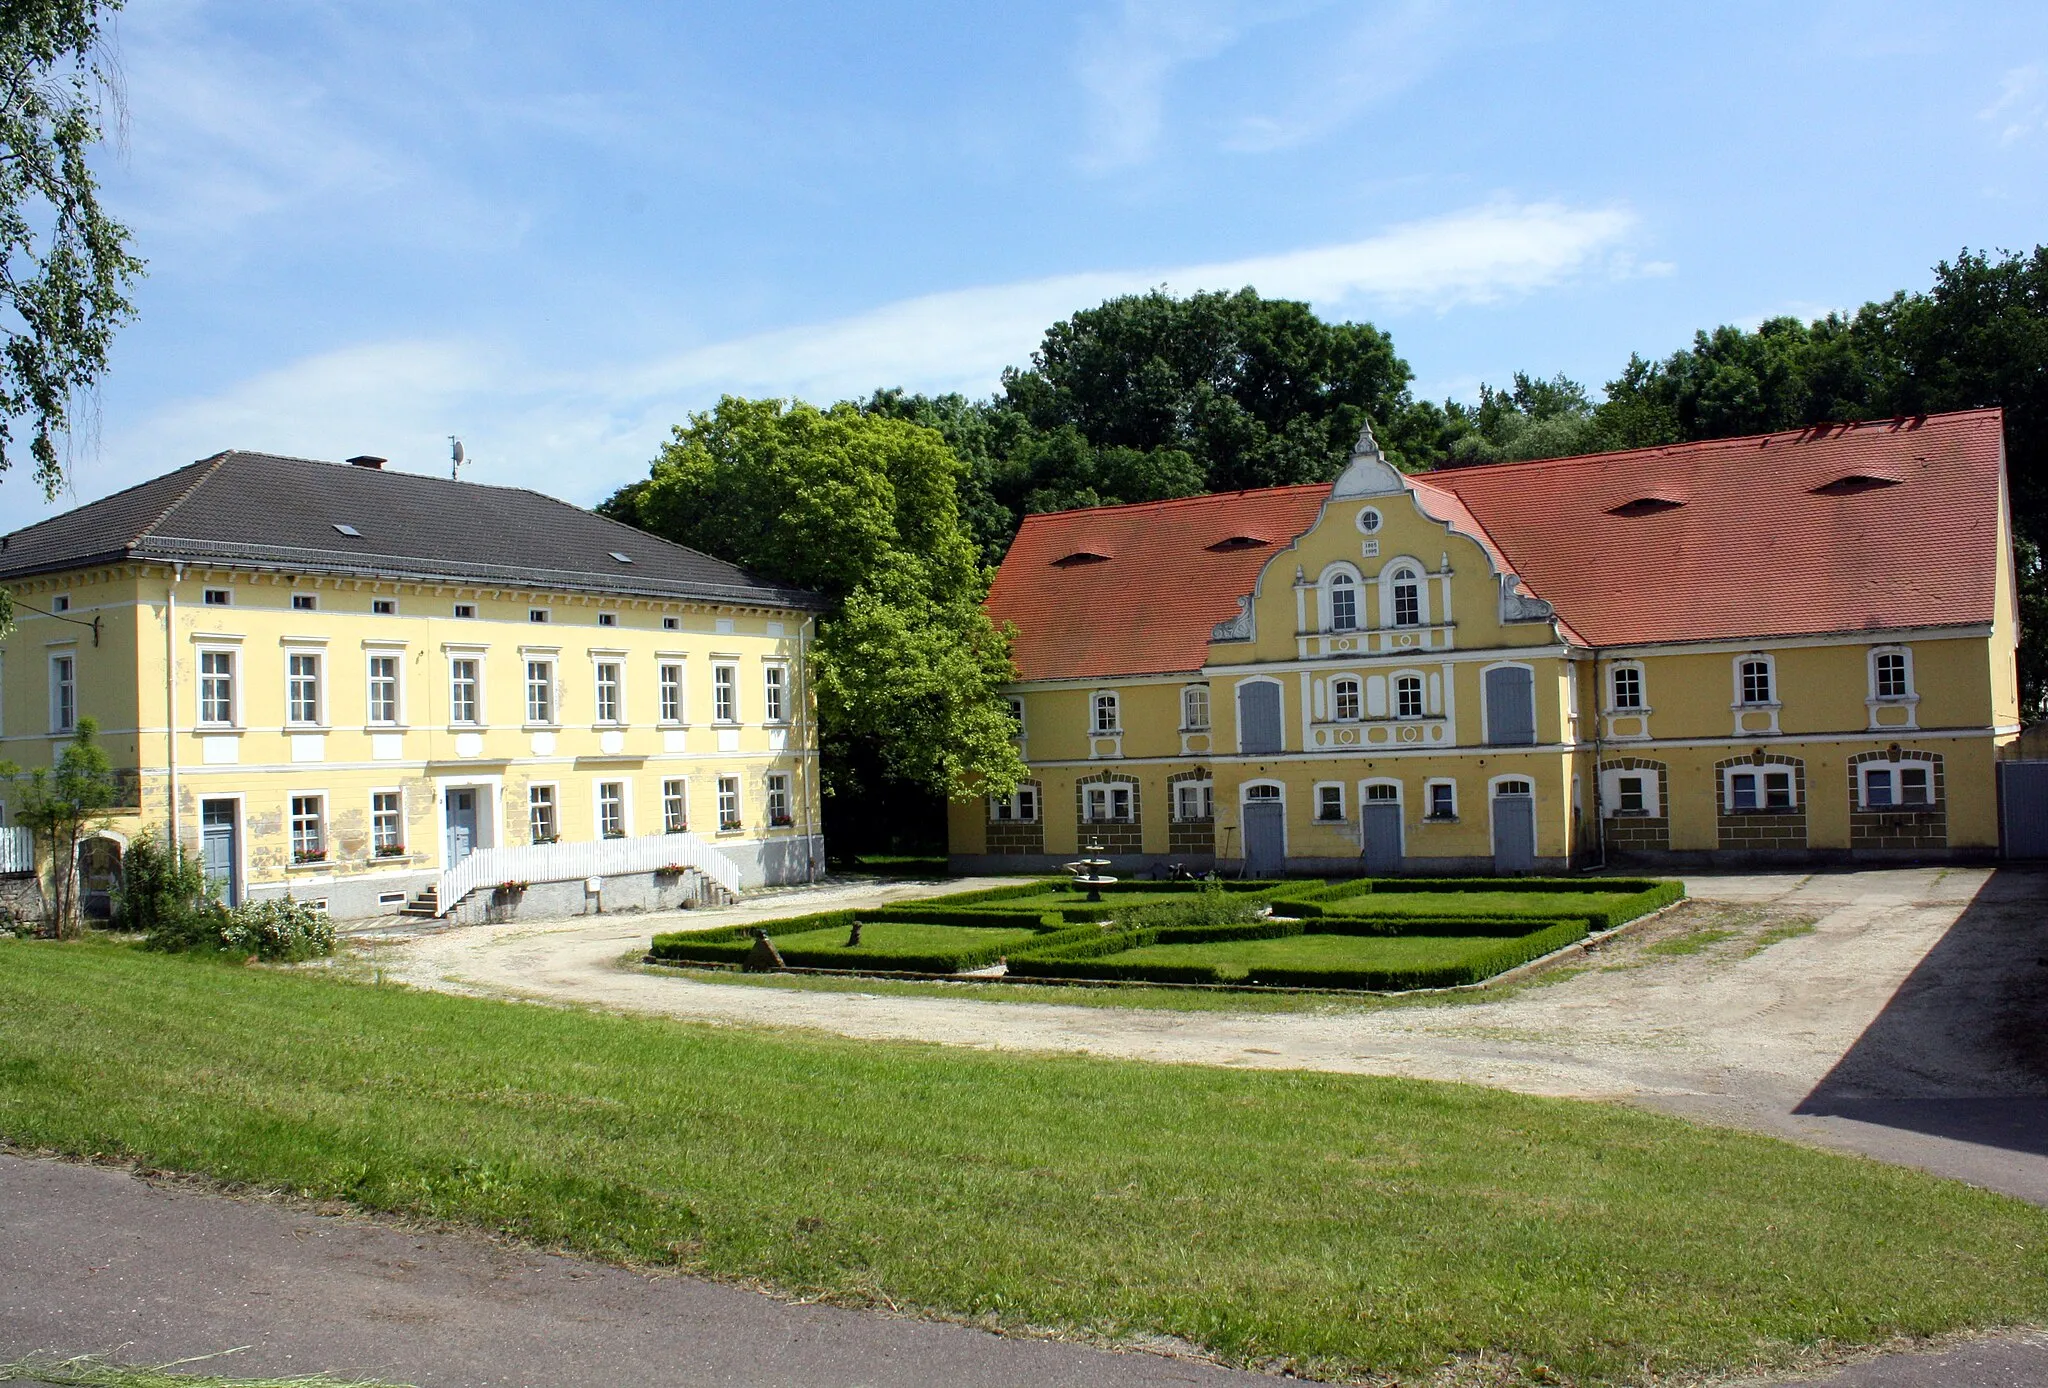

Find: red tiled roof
[986,485,1330,682]
[987,408,2008,680]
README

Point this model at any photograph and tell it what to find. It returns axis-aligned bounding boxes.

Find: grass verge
[5,940,2045,1386]
[0,1357,413,1387]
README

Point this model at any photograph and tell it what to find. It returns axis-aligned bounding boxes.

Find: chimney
[347,455,387,470]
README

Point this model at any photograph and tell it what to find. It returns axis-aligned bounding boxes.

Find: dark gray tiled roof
[0,451,827,610]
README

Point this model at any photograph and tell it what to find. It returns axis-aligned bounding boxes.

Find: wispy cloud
[1226,0,1460,153]
[32,199,1642,528]
[1981,63,2047,145]
[1073,0,1252,171]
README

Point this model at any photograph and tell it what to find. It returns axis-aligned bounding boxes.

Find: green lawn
[5,940,2046,1385]
[1113,931,1524,977]
[767,920,1045,958]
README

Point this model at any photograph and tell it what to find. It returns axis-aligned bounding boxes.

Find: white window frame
[1313,781,1347,823]
[713,663,739,724]
[1601,767,1660,818]
[289,793,327,864]
[1172,779,1214,823]
[716,774,742,832]
[286,650,323,727]
[1608,661,1646,712]
[49,651,77,734]
[370,790,406,857]
[763,663,788,724]
[1331,675,1362,722]
[1734,653,1779,708]
[291,592,317,612]
[1723,765,1797,814]
[527,782,560,844]
[197,646,239,728]
[202,587,233,607]
[1091,689,1121,735]
[1423,778,1458,821]
[1380,558,1429,629]
[1392,671,1425,720]
[1869,645,1916,702]
[1858,759,1934,810]
[447,654,484,727]
[990,785,1040,822]
[1180,684,1210,732]
[1084,782,1134,823]
[595,779,630,839]
[662,777,689,833]
[659,661,686,725]
[1322,566,1360,633]
[766,772,793,827]
[593,660,625,726]
[365,649,404,727]
[372,597,397,616]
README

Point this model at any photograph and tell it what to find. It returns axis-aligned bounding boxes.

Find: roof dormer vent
[1207,535,1271,552]
[1607,496,1686,517]
[1052,550,1111,568]
[1812,473,1903,496]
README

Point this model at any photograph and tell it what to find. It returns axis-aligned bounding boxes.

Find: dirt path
[377,867,2048,1203]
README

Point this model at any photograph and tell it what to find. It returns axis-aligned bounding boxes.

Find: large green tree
[602,399,1024,839]
[0,0,143,497]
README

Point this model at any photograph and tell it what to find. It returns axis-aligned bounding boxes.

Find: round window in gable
[1356,507,1383,534]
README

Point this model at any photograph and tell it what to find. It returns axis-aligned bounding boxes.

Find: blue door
[200,799,238,906]
[445,788,478,866]
[1242,801,1285,875]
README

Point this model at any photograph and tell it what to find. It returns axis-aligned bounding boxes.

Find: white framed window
[1092,690,1120,735]
[659,662,685,723]
[368,654,401,725]
[372,598,397,616]
[292,593,317,612]
[1386,563,1425,628]
[1084,782,1134,822]
[766,772,792,826]
[662,777,688,833]
[991,785,1040,822]
[453,602,477,619]
[1315,783,1346,822]
[49,653,77,733]
[203,588,232,607]
[449,658,481,725]
[597,612,618,628]
[1363,782,1400,804]
[662,615,681,631]
[594,661,623,724]
[717,774,742,831]
[529,608,551,624]
[1601,767,1660,817]
[287,652,322,725]
[1326,571,1358,632]
[290,795,326,863]
[1424,779,1457,820]
[1870,646,1915,701]
[1180,685,1210,731]
[526,659,556,724]
[763,664,787,723]
[1243,781,1283,805]
[1331,676,1362,721]
[1736,655,1776,707]
[713,664,738,723]
[1610,663,1645,711]
[1394,673,1424,719]
[1004,696,1026,734]
[1860,760,1933,809]
[198,649,235,726]
[528,784,558,843]
[1494,778,1533,797]
[1725,766,1795,813]
[50,593,69,613]
[597,780,627,838]
[1173,780,1214,822]
[371,791,405,856]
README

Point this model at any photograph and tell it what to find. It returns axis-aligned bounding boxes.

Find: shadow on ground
[1796,867,2048,1158]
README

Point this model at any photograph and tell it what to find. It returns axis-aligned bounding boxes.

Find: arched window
[1871,647,1913,701]
[1737,658,1774,706]
[1394,674,1424,719]
[1092,691,1120,734]
[1327,573,1358,631]
[1181,685,1210,731]
[1332,677,1362,721]
[1610,664,1644,710]
[1390,566,1422,627]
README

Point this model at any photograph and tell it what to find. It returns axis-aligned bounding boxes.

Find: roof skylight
[332,523,361,537]
[609,551,634,563]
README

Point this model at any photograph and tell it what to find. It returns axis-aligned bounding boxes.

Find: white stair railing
[0,826,33,876]
[433,830,744,913]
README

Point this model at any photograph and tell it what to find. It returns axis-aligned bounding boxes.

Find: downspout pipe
[167,564,183,854]
[1586,647,1607,872]
[797,612,818,883]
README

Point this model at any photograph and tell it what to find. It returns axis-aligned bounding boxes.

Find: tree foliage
[601,398,1025,811]
[0,0,143,495]
[3,713,120,935]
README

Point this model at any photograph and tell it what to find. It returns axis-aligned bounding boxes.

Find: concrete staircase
[400,885,441,919]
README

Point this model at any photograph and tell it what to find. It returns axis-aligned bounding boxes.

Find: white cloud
[1073,0,1252,171]
[1226,0,1459,153]
[1981,63,2047,145]
[22,199,1642,530]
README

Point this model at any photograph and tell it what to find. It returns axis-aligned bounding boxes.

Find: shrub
[1247,919,1588,991]
[1111,883,1267,932]
[217,897,337,961]
[119,834,218,948]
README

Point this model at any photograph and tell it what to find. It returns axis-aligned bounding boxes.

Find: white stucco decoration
[1329,421,1407,499]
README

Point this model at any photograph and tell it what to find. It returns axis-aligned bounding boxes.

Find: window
[662,615,680,631]
[1728,768,1794,813]
[1092,691,1120,735]
[712,664,738,722]
[1332,677,1362,721]
[598,612,618,628]
[1611,665,1644,710]
[1084,783,1133,822]
[766,773,792,826]
[50,594,69,613]
[595,662,623,723]
[1496,779,1533,797]
[1181,685,1210,731]
[1327,573,1358,631]
[1616,776,1645,814]
[1004,696,1025,734]
[526,660,555,724]
[50,654,76,733]
[453,603,477,619]
[371,792,404,856]
[372,598,397,616]
[717,775,742,831]
[1483,666,1537,746]
[659,663,684,723]
[1174,780,1213,822]
[292,593,317,611]
[529,608,550,624]
[1365,783,1399,803]
[1391,568,1422,627]
[449,658,480,724]
[1874,650,1911,700]
[1316,784,1345,822]
[290,796,325,863]
[528,785,558,843]
[1739,658,1774,706]
[597,781,626,838]
[663,778,688,833]
[1245,783,1282,802]
[199,651,234,725]
[1395,674,1424,719]
[763,665,787,723]
[1426,781,1457,820]
[203,588,231,606]
[288,653,321,724]
[1862,761,1932,809]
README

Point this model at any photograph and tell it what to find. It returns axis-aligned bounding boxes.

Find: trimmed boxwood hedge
[1245,918,1589,990]
[1279,882,1681,932]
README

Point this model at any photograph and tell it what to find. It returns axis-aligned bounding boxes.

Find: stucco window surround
[1083,781,1135,823]
[1320,563,1362,633]
[1378,557,1431,629]
[1600,766,1660,817]
[762,662,790,725]
[1731,652,1782,736]
[1866,644,1921,730]
[1313,781,1347,823]
[1091,690,1122,735]
[519,646,561,728]
[1422,777,1458,821]
[712,661,740,724]
[989,784,1040,822]
[1722,763,1797,813]
[1180,684,1211,732]
[281,637,328,729]
[588,650,629,728]
[594,777,634,839]
[1606,661,1648,712]
[1393,671,1426,719]
[1172,778,1215,822]
[1857,757,1936,810]
[288,792,328,866]
[1330,675,1363,721]
[656,657,687,726]
[363,640,407,729]
[443,645,488,728]
[1847,749,1946,850]
[48,647,79,734]
[527,782,561,843]
[194,639,243,729]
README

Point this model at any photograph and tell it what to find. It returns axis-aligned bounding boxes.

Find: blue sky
[13,0,2048,530]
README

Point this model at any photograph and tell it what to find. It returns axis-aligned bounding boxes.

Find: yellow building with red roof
[952,407,2023,874]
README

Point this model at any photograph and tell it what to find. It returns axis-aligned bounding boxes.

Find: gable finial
[1331,416,1406,498]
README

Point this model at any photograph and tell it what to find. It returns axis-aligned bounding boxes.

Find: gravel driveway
[377,866,2048,1203]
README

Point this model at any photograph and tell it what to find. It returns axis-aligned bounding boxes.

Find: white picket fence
[0,826,33,876]
[434,830,743,912]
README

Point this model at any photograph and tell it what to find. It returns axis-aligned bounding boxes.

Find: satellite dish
[448,435,467,480]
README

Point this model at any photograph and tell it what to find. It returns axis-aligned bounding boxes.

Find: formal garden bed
[647,876,1683,992]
